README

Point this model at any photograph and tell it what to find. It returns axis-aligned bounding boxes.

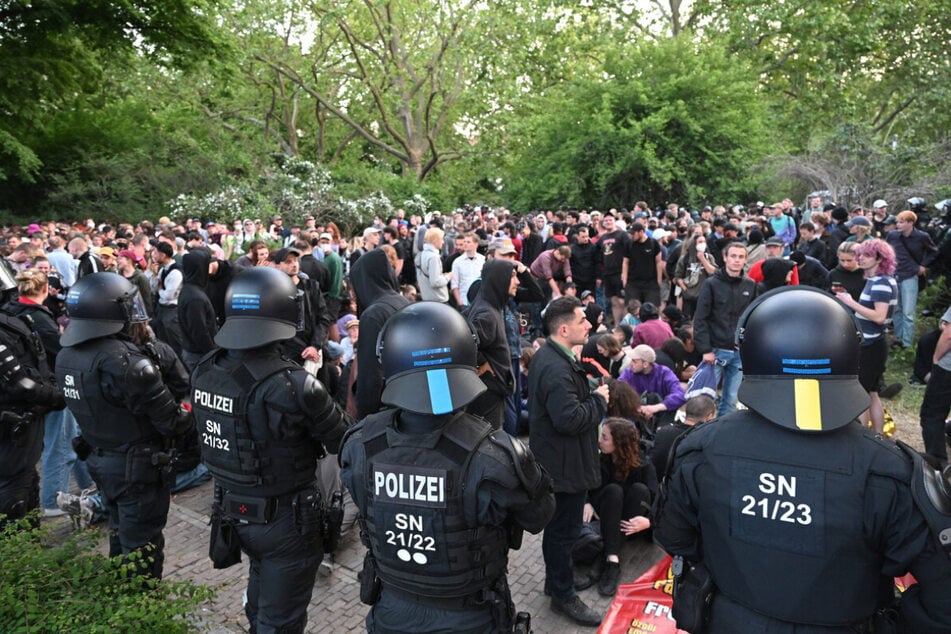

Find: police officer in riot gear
[0,268,66,526]
[190,266,350,634]
[654,286,951,633]
[340,301,555,634]
[56,272,190,578]
[908,196,931,230]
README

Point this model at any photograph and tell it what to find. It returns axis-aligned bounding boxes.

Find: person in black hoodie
[205,255,233,326]
[466,259,518,429]
[349,249,410,419]
[177,248,218,371]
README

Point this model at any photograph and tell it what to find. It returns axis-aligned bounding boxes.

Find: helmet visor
[294,289,305,331]
[0,261,15,292]
[128,289,150,323]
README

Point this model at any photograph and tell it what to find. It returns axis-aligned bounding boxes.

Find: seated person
[618,344,686,429]
[582,418,657,597]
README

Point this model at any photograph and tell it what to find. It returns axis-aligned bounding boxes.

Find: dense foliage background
[1,0,949,226]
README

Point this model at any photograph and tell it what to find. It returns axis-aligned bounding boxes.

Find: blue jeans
[711,348,743,416]
[41,408,93,509]
[892,276,919,348]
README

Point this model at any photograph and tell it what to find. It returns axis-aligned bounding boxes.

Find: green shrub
[0,518,214,633]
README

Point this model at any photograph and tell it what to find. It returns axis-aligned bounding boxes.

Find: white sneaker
[56,489,97,529]
[42,507,66,518]
[318,553,334,577]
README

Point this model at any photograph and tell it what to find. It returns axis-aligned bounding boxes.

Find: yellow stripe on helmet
[794,379,823,431]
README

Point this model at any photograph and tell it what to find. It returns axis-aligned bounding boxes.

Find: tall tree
[504,38,771,209]
[0,0,223,185]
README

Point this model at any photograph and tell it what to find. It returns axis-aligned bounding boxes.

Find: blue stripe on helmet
[426,369,453,414]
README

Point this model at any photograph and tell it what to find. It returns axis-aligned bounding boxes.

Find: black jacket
[693,268,757,354]
[2,300,61,368]
[349,249,410,419]
[528,338,607,493]
[177,250,218,355]
[281,272,331,364]
[467,260,516,397]
[570,241,598,287]
[206,258,233,326]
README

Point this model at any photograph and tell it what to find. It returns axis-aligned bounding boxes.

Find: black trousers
[237,502,322,634]
[590,482,651,557]
[88,452,171,579]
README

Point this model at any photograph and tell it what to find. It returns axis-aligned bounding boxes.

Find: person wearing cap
[311,231,343,317]
[845,214,873,243]
[416,227,454,303]
[622,221,663,307]
[190,266,350,632]
[655,286,951,633]
[339,318,359,366]
[618,344,685,428]
[349,226,381,270]
[747,236,800,286]
[97,246,117,272]
[269,215,291,244]
[340,301,554,633]
[271,247,330,367]
[886,210,938,350]
[765,202,797,253]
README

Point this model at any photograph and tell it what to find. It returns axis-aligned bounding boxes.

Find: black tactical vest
[696,411,905,625]
[0,310,50,400]
[191,351,320,497]
[361,410,509,600]
[55,338,158,450]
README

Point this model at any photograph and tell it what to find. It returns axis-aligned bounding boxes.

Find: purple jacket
[618,362,686,412]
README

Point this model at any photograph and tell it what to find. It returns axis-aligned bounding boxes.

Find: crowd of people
[2,194,951,632]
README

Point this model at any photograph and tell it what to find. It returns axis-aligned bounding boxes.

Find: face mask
[696,242,707,253]
[320,243,332,254]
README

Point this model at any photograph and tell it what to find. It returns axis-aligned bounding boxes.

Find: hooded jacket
[466,259,516,397]
[349,249,410,419]
[178,249,218,355]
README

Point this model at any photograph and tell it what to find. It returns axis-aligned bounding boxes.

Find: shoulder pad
[485,431,549,495]
[896,441,951,557]
[865,433,914,482]
[296,371,331,412]
[126,355,161,392]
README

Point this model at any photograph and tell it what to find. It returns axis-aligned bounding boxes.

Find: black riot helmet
[736,286,868,432]
[0,259,15,293]
[936,199,951,221]
[377,301,486,415]
[908,197,927,214]
[215,266,303,350]
[60,272,149,347]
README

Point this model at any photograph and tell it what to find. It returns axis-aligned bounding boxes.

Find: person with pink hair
[834,238,898,433]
